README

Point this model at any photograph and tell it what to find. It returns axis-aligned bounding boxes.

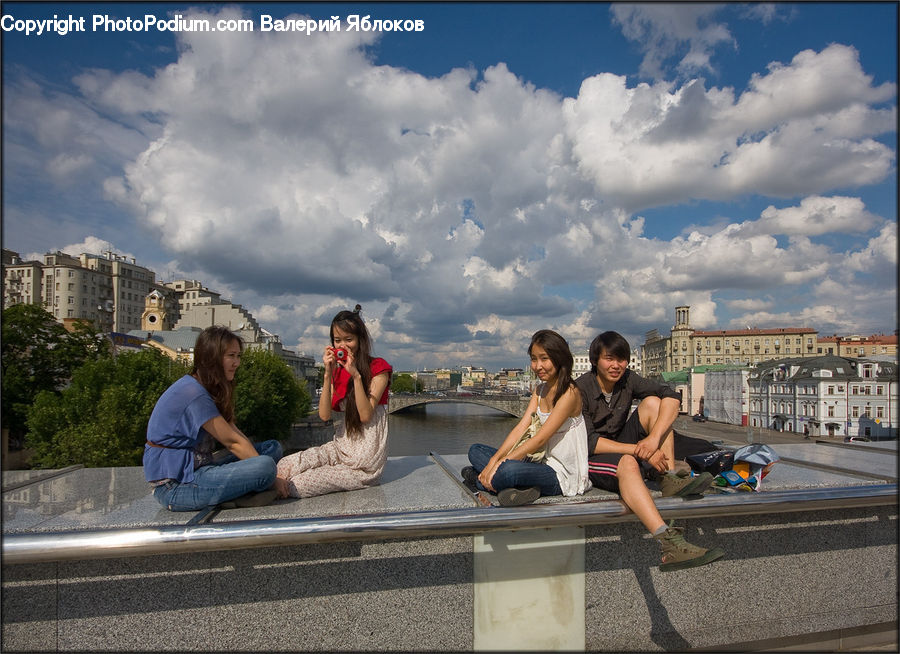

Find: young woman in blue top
[144,326,286,511]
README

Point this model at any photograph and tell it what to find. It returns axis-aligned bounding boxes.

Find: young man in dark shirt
[575,331,723,571]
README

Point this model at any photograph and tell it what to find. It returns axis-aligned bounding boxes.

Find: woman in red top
[276,305,392,498]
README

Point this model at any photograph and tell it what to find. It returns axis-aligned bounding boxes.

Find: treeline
[1,304,311,469]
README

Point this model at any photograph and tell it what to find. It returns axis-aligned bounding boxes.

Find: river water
[385,402,519,457]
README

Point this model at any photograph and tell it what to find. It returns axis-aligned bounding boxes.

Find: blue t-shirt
[143,375,221,484]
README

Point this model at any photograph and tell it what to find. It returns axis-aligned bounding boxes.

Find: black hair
[528,329,575,407]
[589,331,630,372]
[330,304,372,436]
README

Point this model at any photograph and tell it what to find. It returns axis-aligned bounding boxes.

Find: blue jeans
[468,443,562,497]
[153,440,283,511]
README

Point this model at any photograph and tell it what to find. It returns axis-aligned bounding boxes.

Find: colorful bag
[733,444,780,490]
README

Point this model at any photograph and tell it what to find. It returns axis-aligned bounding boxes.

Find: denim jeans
[153,440,283,512]
[468,443,562,497]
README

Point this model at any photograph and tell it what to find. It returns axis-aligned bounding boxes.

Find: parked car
[844,436,872,443]
[692,413,707,422]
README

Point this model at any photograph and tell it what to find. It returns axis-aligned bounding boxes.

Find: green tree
[391,373,422,393]
[2,304,109,445]
[234,348,310,441]
[26,348,188,468]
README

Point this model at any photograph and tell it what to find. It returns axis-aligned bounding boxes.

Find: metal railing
[3,483,896,564]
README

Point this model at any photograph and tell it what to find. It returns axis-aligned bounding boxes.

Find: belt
[145,440,186,449]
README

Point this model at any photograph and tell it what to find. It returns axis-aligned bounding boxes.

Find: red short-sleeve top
[330,357,393,411]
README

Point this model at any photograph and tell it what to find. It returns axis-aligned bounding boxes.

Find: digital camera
[334,347,348,361]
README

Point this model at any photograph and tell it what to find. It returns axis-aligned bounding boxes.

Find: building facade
[818,334,898,359]
[747,356,898,439]
[2,250,43,309]
[644,306,821,375]
[3,249,155,334]
[668,305,819,370]
[79,252,155,333]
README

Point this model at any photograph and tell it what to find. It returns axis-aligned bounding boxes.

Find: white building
[3,249,155,333]
[748,356,898,439]
[573,352,591,378]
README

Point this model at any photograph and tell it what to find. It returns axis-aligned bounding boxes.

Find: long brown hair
[331,304,373,436]
[528,329,575,407]
[191,326,242,422]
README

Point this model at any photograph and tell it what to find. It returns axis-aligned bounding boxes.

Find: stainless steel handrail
[3,483,896,564]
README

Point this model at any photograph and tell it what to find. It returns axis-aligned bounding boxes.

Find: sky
[2,2,897,371]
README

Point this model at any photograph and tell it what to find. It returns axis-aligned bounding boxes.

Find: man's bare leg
[617,454,666,533]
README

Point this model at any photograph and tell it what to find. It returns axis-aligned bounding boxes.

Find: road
[673,415,818,448]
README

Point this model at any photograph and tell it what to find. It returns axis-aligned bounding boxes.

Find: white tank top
[535,406,592,496]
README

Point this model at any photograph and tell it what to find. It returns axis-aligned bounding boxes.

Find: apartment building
[573,353,591,378]
[41,251,116,332]
[818,334,898,359]
[670,306,818,369]
[643,306,820,375]
[3,249,156,333]
[79,252,156,333]
[747,356,898,439]
[163,279,222,315]
[2,250,43,309]
[642,329,669,377]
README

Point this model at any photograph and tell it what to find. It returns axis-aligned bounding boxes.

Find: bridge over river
[388,392,531,417]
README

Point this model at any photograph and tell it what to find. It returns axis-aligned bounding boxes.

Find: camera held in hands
[333,347,349,362]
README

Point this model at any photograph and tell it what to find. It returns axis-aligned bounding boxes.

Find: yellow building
[661,306,819,373]
[818,334,898,359]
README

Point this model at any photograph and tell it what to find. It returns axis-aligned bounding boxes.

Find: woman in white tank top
[463,330,591,506]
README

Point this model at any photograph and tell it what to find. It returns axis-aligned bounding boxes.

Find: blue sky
[2,2,897,370]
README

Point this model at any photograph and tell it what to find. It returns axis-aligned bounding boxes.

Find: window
[877,406,884,418]
[864,406,871,418]
[827,406,835,417]
[877,386,884,395]
[851,406,859,418]
[828,385,835,395]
